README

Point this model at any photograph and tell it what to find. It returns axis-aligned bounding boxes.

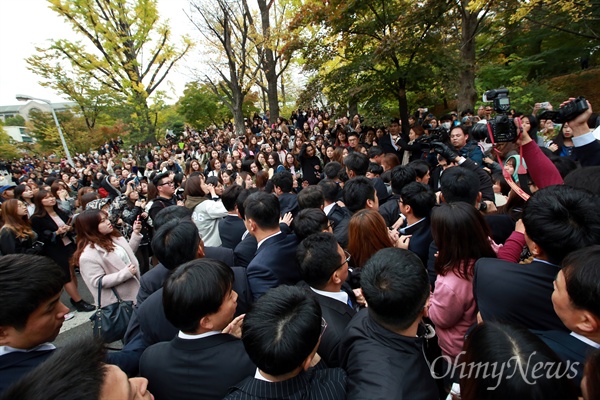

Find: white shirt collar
[257,231,282,250]
[323,203,335,216]
[570,332,600,349]
[0,343,56,357]
[310,287,349,305]
[177,330,221,340]
[254,368,274,382]
[399,217,425,234]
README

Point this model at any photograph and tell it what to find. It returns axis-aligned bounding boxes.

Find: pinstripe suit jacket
[224,368,347,400]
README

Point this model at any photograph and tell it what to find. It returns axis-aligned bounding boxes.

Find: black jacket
[339,310,438,400]
[326,204,350,249]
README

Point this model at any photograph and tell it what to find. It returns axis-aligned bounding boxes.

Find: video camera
[483,89,517,143]
[414,126,450,148]
[538,97,589,124]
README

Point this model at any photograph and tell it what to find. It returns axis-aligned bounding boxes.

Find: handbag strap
[96,276,125,310]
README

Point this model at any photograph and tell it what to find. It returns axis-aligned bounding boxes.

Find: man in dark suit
[475,185,600,332]
[139,259,255,400]
[272,171,299,218]
[338,248,438,400]
[379,165,417,228]
[224,286,347,400]
[533,245,600,386]
[318,180,350,248]
[219,185,246,249]
[244,192,301,300]
[397,182,435,268]
[378,118,405,162]
[0,255,69,395]
[297,233,356,367]
[233,188,259,267]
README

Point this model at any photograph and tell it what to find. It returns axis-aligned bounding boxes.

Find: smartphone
[539,102,550,109]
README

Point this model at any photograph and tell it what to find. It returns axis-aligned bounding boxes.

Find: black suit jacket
[403,218,432,268]
[0,349,54,395]
[219,215,246,249]
[234,234,258,268]
[379,194,400,228]
[574,137,600,167]
[326,204,350,249]
[224,368,347,400]
[247,232,300,300]
[474,258,568,331]
[139,334,255,400]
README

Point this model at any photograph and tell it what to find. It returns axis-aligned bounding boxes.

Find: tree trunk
[398,84,410,137]
[257,0,280,124]
[232,90,245,135]
[457,4,478,113]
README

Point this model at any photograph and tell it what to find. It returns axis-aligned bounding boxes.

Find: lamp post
[16,94,74,167]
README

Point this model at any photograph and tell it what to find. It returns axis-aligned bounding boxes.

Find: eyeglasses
[338,250,351,269]
[159,181,174,186]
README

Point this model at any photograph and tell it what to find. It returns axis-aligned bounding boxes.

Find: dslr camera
[483,89,518,143]
[415,126,450,148]
[538,97,589,124]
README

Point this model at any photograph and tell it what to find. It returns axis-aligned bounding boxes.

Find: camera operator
[449,125,484,167]
[562,98,600,167]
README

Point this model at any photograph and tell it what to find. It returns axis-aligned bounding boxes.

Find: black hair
[549,156,578,179]
[564,166,600,195]
[368,146,383,158]
[0,338,107,400]
[440,167,480,205]
[400,182,436,219]
[151,219,200,271]
[221,184,243,211]
[367,162,383,176]
[206,176,220,187]
[236,188,258,220]
[344,152,369,176]
[163,258,234,332]
[152,172,170,187]
[153,205,192,229]
[323,161,344,180]
[459,322,578,400]
[296,232,341,289]
[491,173,510,196]
[242,285,322,376]
[318,179,341,203]
[297,186,324,210]
[390,165,417,194]
[343,176,376,214]
[294,208,329,242]
[522,185,600,265]
[244,191,280,229]
[0,255,65,330]
[360,248,429,331]
[561,245,600,318]
[271,171,294,193]
[408,159,431,180]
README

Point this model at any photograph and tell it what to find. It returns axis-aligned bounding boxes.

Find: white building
[0,100,77,123]
[3,126,33,143]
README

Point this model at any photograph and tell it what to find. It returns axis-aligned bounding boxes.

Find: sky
[0,0,199,106]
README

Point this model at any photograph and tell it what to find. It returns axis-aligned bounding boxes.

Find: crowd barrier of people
[1,97,600,400]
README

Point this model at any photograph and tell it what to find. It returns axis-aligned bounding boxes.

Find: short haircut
[0,255,65,330]
[318,179,341,203]
[343,176,375,213]
[163,259,234,332]
[151,219,200,271]
[297,232,341,289]
[221,184,243,211]
[561,245,600,318]
[152,172,171,187]
[564,166,600,195]
[153,205,192,229]
[522,185,600,265]
[297,186,324,210]
[408,160,431,180]
[390,165,417,194]
[367,163,383,176]
[440,167,480,205]
[400,182,436,219]
[271,171,293,193]
[323,162,344,180]
[0,338,106,400]
[236,188,258,220]
[242,285,322,376]
[244,191,280,229]
[361,248,429,331]
[344,152,369,176]
[368,146,383,159]
[294,208,329,242]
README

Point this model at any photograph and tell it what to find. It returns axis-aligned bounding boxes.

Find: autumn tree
[27,0,192,142]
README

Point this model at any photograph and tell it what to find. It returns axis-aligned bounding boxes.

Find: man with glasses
[149,172,179,221]
[224,285,347,400]
[297,233,357,368]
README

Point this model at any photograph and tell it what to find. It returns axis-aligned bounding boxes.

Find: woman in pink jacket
[428,202,496,361]
[72,209,142,308]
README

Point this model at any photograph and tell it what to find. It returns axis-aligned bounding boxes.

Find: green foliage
[3,115,26,127]
[0,122,21,160]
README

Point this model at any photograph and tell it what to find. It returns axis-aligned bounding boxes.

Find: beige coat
[80,232,142,308]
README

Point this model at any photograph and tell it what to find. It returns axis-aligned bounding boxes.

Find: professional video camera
[483,89,518,143]
[414,126,449,148]
[538,96,589,124]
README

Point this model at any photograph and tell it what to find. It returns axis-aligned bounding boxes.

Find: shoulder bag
[89,276,134,343]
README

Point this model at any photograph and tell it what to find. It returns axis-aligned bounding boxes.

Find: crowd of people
[0,97,600,400]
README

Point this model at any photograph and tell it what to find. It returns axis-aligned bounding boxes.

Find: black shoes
[70,298,95,312]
